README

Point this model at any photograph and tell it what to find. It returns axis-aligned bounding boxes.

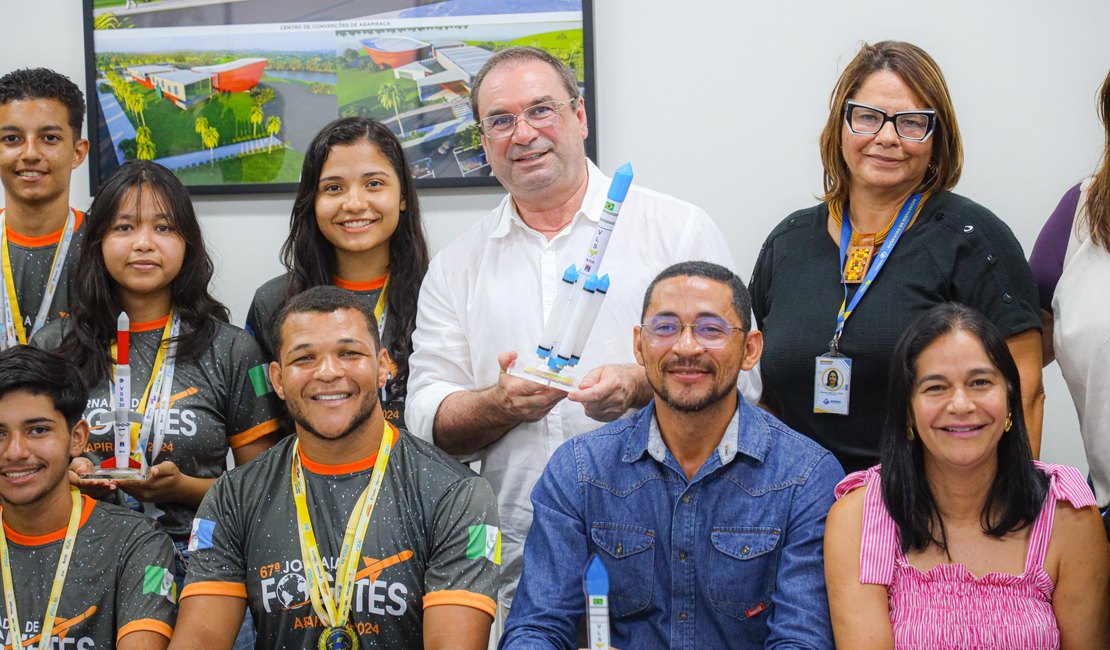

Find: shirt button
[679,611,688,621]
[1002,293,1013,304]
[681,494,690,504]
[741,545,750,555]
[679,551,687,561]
[615,544,623,556]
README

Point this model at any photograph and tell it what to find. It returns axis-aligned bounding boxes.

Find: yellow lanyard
[291,423,394,628]
[0,208,78,346]
[111,312,176,455]
[0,488,82,650]
[373,277,388,340]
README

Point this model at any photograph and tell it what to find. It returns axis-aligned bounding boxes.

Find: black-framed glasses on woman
[844,100,937,142]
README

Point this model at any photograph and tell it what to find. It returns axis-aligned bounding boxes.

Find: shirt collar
[488,158,605,239]
[628,393,770,467]
[646,407,741,465]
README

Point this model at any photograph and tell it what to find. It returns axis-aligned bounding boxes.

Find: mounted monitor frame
[83,0,596,195]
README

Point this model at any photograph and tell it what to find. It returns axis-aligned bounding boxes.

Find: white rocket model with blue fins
[85,312,146,478]
[514,163,632,389]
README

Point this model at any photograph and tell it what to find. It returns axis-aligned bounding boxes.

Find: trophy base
[81,466,150,480]
[507,353,581,392]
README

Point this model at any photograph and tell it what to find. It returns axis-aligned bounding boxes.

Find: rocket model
[584,555,611,650]
[519,163,632,388]
[88,312,143,477]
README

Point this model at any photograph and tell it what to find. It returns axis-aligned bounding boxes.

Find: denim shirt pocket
[708,527,781,620]
[591,522,655,617]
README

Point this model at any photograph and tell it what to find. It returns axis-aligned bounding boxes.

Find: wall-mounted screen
[83,0,596,194]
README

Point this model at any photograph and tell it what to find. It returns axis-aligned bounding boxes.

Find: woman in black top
[749,41,1042,473]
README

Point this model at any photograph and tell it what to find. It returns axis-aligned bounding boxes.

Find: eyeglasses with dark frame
[844,100,937,142]
[639,315,747,349]
[477,97,578,139]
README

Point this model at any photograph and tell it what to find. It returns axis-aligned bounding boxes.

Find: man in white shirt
[406,46,756,630]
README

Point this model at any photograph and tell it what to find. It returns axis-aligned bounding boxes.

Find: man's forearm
[433,387,519,455]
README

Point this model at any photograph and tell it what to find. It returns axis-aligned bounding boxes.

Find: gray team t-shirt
[33,317,284,541]
[1,208,86,336]
[246,274,407,428]
[183,429,499,648]
[0,497,176,648]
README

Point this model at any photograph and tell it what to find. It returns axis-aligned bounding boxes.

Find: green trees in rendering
[249,104,263,137]
[266,116,281,153]
[201,124,220,165]
[377,81,407,137]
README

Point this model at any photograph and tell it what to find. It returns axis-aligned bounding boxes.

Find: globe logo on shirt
[276,572,309,610]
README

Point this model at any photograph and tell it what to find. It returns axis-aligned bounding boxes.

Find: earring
[906,424,916,440]
[1004,413,1012,433]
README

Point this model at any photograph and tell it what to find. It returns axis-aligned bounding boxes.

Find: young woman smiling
[32,161,284,596]
[246,117,430,429]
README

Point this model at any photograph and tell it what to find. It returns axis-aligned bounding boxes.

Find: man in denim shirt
[502,261,844,649]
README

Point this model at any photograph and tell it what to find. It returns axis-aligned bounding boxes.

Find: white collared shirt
[406,159,759,605]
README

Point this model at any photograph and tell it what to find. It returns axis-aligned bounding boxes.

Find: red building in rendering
[361,36,430,68]
[193,58,268,92]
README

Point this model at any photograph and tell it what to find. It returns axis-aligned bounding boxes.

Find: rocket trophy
[509,163,632,390]
[584,555,612,650]
[84,312,147,479]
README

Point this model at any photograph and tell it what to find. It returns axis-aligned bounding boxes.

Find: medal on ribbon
[318,624,359,650]
[291,423,394,648]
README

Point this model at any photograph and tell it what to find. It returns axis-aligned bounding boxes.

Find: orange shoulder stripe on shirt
[3,208,84,247]
[423,590,497,617]
[299,422,397,475]
[181,581,248,600]
[2,495,96,546]
[228,418,280,449]
[118,618,173,642]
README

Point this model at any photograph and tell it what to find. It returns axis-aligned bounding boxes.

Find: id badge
[814,354,851,415]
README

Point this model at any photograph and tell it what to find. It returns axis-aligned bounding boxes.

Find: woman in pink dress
[824,302,1109,648]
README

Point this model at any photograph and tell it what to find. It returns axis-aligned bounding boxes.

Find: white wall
[3,0,1108,472]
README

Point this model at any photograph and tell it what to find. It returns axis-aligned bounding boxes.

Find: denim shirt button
[741,545,750,555]
[681,494,690,504]
[679,551,687,561]
[616,544,623,556]
[679,611,688,620]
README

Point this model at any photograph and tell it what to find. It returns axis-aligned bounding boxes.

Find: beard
[286,389,379,443]
[654,358,732,413]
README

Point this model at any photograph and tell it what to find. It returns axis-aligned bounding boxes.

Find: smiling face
[314,139,405,273]
[271,309,389,446]
[0,390,86,512]
[0,98,88,211]
[634,276,761,415]
[101,185,185,310]
[911,328,1009,474]
[476,59,588,206]
[841,70,934,201]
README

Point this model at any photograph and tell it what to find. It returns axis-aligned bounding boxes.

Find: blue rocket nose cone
[606,163,633,202]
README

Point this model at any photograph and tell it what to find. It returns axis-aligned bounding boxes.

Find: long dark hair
[59,161,229,382]
[280,116,429,390]
[1085,67,1110,249]
[881,303,1046,556]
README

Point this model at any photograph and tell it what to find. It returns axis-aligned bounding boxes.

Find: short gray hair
[469,46,579,120]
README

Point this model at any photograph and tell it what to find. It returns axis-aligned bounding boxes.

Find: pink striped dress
[834,462,1096,649]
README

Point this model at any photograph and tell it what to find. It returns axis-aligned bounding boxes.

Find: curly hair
[0,68,85,137]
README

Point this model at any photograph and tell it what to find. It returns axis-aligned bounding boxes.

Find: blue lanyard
[831,193,922,353]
